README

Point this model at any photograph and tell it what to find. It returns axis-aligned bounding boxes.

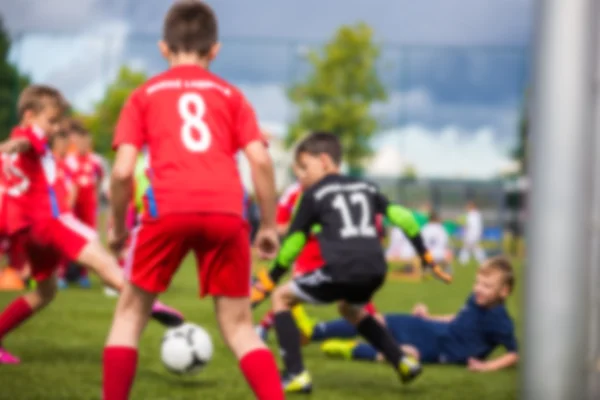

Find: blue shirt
[438,294,518,364]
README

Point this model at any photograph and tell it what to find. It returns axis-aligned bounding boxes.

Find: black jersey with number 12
[288,174,389,281]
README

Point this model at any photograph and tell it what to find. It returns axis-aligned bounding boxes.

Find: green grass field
[0,259,521,400]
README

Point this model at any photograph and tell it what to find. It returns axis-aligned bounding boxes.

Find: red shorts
[125,213,251,297]
[5,229,28,271]
[74,202,97,229]
[26,214,96,282]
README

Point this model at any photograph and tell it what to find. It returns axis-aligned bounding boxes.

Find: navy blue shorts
[385,314,447,363]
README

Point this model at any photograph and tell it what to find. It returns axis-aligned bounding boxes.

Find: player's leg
[215,296,283,399]
[271,282,307,382]
[272,270,338,393]
[103,282,155,400]
[197,214,283,399]
[338,281,422,384]
[458,241,471,265]
[102,216,188,400]
[473,241,486,263]
[255,309,274,341]
[310,318,358,341]
[51,215,183,325]
[322,340,419,363]
[0,243,61,364]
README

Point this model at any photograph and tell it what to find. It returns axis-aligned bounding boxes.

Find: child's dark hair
[67,118,89,136]
[295,132,342,166]
[163,0,218,56]
[479,256,515,293]
[17,85,68,120]
[429,211,440,222]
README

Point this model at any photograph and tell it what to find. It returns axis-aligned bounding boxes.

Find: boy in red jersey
[0,85,183,365]
[102,2,284,399]
[63,119,105,288]
[52,125,78,289]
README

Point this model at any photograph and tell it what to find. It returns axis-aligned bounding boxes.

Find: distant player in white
[421,212,450,266]
[386,227,416,262]
[459,201,486,265]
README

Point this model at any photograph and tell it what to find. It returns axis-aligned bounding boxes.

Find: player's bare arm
[244,140,279,258]
[468,352,519,372]
[0,137,31,154]
[378,197,453,284]
[109,143,138,253]
[412,302,456,321]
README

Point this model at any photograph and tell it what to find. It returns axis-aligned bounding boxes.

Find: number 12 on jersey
[178,92,212,153]
[332,192,376,238]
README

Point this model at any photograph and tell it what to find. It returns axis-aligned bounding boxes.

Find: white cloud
[372,125,512,179]
[11,21,131,112]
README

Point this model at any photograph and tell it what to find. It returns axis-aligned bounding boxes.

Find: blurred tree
[83,66,147,158]
[400,164,418,182]
[286,23,387,174]
[0,17,30,140]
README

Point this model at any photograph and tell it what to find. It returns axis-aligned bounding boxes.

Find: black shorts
[290,268,385,306]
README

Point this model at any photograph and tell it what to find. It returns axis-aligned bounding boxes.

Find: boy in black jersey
[252,132,438,393]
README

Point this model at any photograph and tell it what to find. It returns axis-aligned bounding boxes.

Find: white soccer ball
[161,323,213,375]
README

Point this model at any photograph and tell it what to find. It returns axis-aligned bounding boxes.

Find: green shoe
[398,355,423,384]
[320,339,357,360]
[282,370,312,394]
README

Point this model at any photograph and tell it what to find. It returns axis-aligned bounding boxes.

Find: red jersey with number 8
[113,65,263,221]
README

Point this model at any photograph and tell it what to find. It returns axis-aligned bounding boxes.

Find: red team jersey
[114,65,263,296]
[2,126,95,279]
[276,182,324,276]
[5,126,70,232]
[114,65,261,221]
[65,152,103,207]
[65,152,103,227]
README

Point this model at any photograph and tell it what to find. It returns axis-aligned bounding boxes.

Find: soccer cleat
[0,348,20,364]
[320,340,356,360]
[57,278,68,289]
[282,370,312,394]
[78,276,92,289]
[397,355,422,384]
[151,301,184,327]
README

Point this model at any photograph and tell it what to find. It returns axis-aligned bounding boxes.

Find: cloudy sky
[0,0,534,179]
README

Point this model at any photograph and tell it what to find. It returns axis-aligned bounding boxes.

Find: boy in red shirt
[0,85,183,365]
[63,120,105,288]
[103,2,283,399]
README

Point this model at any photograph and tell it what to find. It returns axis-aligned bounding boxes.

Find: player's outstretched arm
[244,141,277,228]
[0,138,31,154]
[468,352,519,372]
[378,197,453,283]
[110,143,138,253]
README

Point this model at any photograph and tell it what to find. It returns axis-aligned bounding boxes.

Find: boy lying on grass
[307,256,519,372]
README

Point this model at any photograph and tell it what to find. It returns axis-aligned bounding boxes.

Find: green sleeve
[272,232,307,270]
[386,204,421,237]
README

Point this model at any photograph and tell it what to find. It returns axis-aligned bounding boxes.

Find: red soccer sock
[103,346,138,400]
[0,297,34,343]
[240,348,284,400]
[259,310,275,329]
